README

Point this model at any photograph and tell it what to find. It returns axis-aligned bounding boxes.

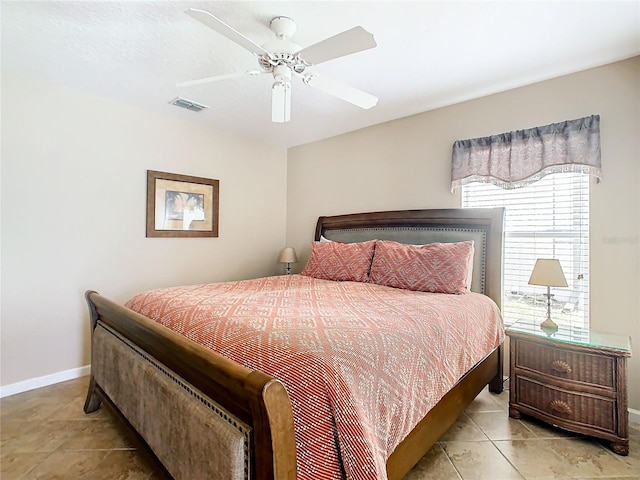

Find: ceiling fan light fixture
[272,82,291,123]
[272,64,292,83]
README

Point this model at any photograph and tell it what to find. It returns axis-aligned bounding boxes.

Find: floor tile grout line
[490,436,639,479]
[465,410,528,480]
[487,437,531,480]
[462,397,637,480]
[565,435,635,468]
[435,441,464,480]
[515,416,538,438]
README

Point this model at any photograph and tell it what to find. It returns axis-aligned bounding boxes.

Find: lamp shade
[528,258,568,287]
[278,247,298,264]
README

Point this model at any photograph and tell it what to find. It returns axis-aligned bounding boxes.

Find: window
[462,173,589,332]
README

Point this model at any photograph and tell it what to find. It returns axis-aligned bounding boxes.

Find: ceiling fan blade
[186,9,272,58]
[302,74,378,109]
[296,26,376,65]
[272,82,291,123]
[177,70,263,88]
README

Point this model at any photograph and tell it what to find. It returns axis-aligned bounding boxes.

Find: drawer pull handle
[549,400,572,416]
[550,360,572,374]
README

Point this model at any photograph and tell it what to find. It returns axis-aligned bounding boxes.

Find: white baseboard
[0,365,90,398]
[629,408,640,426]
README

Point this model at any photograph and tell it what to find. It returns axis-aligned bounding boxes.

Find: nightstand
[506,320,631,455]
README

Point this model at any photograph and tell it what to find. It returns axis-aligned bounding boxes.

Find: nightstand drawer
[514,339,616,389]
[516,377,617,433]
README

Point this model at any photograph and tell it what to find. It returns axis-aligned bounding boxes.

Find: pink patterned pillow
[369,240,474,294]
[301,240,376,282]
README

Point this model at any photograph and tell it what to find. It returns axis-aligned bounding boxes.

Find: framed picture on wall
[146,170,219,238]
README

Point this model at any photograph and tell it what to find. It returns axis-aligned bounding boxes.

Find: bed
[84,207,505,480]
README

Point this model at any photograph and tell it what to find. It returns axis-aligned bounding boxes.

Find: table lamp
[278,247,298,275]
[528,258,568,334]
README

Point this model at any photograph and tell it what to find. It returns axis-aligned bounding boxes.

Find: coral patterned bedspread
[125,274,504,480]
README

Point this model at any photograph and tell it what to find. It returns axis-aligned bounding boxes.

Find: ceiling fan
[178,9,378,123]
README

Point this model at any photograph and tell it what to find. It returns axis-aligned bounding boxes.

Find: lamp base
[540,317,559,335]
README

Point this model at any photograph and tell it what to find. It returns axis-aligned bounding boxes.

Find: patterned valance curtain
[451,115,601,191]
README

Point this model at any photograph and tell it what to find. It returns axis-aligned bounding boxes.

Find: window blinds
[462,172,589,331]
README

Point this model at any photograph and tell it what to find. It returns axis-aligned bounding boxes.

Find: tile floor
[1,376,639,479]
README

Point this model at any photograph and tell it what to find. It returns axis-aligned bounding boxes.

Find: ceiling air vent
[169,97,209,112]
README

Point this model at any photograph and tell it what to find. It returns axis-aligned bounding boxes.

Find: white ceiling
[2,1,639,148]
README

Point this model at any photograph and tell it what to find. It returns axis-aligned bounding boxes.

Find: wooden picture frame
[146,170,219,238]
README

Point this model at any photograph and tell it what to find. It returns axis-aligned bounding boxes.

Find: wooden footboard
[83,290,297,480]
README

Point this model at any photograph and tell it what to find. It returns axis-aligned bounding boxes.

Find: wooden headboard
[314,208,505,308]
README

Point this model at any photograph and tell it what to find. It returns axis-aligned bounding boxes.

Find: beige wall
[287,57,640,410]
[0,70,288,387]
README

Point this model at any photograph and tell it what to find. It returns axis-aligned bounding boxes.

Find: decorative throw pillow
[369,240,474,294]
[301,240,376,282]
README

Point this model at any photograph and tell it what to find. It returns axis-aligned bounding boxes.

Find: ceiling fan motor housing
[261,16,306,76]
